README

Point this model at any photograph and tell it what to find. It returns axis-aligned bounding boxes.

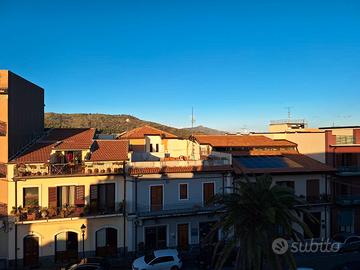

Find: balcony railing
[337,166,360,173]
[15,162,123,178]
[136,202,221,217]
[335,195,360,206]
[11,205,124,222]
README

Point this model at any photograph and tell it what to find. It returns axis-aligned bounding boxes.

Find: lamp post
[80,224,86,259]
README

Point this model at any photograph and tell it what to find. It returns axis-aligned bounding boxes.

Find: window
[150,185,163,211]
[156,144,159,152]
[149,143,160,153]
[151,256,174,265]
[203,182,215,205]
[90,183,115,213]
[306,179,320,202]
[276,181,295,190]
[179,183,188,200]
[57,186,75,207]
[23,187,39,207]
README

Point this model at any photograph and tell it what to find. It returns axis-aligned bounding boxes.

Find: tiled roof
[90,140,129,161]
[129,165,232,175]
[52,128,95,150]
[120,125,177,139]
[0,163,6,178]
[193,135,297,148]
[12,128,95,163]
[233,154,336,175]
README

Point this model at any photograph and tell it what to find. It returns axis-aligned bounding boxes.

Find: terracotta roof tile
[12,128,95,163]
[120,125,177,139]
[90,140,129,161]
[129,165,232,175]
[193,135,297,148]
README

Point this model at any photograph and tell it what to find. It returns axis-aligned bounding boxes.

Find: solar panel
[235,156,289,169]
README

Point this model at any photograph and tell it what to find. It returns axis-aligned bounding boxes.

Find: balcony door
[150,185,163,211]
[306,179,320,202]
[203,182,215,205]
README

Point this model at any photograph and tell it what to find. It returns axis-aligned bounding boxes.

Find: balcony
[11,204,124,222]
[14,161,123,178]
[136,202,221,218]
[337,166,360,176]
[335,195,360,206]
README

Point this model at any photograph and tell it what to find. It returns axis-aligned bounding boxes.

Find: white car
[132,249,182,270]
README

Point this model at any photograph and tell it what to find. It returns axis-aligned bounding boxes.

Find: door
[150,185,163,211]
[145,226,167,250]
[23,236,39,267]
[96,228,118,256]
[177,224,189,250]
[203,183,215,205]
[55,232,78,262]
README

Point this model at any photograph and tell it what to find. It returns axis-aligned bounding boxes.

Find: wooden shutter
[306,179,320,202]
[48,187,57,208]
[203,183,215,205]
[150,186,163,211]
[90,185,98,211]
[179,184,188,200]
[75,185,85,206]
[106,183,115,211]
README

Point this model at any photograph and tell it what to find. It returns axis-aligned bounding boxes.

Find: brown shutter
[48,187,57,208]
[203,183,215,205]
[90,185,98,211]
[307,179,320,202]
[75,185,85,206]
[150,186,163,211]
[106,183,115,211]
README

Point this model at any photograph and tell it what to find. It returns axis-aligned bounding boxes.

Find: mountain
[44,113,225,137]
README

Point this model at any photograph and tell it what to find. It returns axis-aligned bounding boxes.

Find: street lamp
[80,224,86,259]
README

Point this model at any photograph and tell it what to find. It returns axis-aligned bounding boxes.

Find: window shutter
[90,185,98,211]
[75,185,85,206]
[48,187,57,208]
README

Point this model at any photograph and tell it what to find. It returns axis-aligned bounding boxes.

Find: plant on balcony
[26,207,38,221]
[47,206,58,217]
[94,168,99,174]
[40,207,48,218]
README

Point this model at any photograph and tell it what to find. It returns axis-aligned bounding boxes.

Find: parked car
[66,257,109,270]
[332,233,360,252]
[132,249,182,270]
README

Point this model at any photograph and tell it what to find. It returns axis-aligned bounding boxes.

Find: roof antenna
[285,106,292,121]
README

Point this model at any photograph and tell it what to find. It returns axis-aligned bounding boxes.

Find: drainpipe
[134,176,138,255]
[122,161,126,257]
[14,178,17,270]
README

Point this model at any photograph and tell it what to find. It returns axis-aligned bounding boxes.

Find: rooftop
[119,125,177,139]
[90,140,129,161]
[233,154,335,175]
[193,134,297,148]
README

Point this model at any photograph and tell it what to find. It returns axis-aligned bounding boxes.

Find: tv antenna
[285,106,292,121]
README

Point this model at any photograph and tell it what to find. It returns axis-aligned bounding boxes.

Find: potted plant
[26,207,37,221]
[40,207,48,218]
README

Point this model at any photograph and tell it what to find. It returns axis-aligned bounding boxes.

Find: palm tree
[207,174,315,270]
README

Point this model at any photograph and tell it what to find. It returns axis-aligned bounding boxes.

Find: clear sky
[1,0,359,132]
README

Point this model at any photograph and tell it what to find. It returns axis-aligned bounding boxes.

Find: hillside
[45,113,224,137]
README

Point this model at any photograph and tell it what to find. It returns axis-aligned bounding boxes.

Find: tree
[208,174,315,270]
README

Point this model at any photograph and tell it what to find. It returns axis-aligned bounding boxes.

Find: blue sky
[1,0,359,132]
